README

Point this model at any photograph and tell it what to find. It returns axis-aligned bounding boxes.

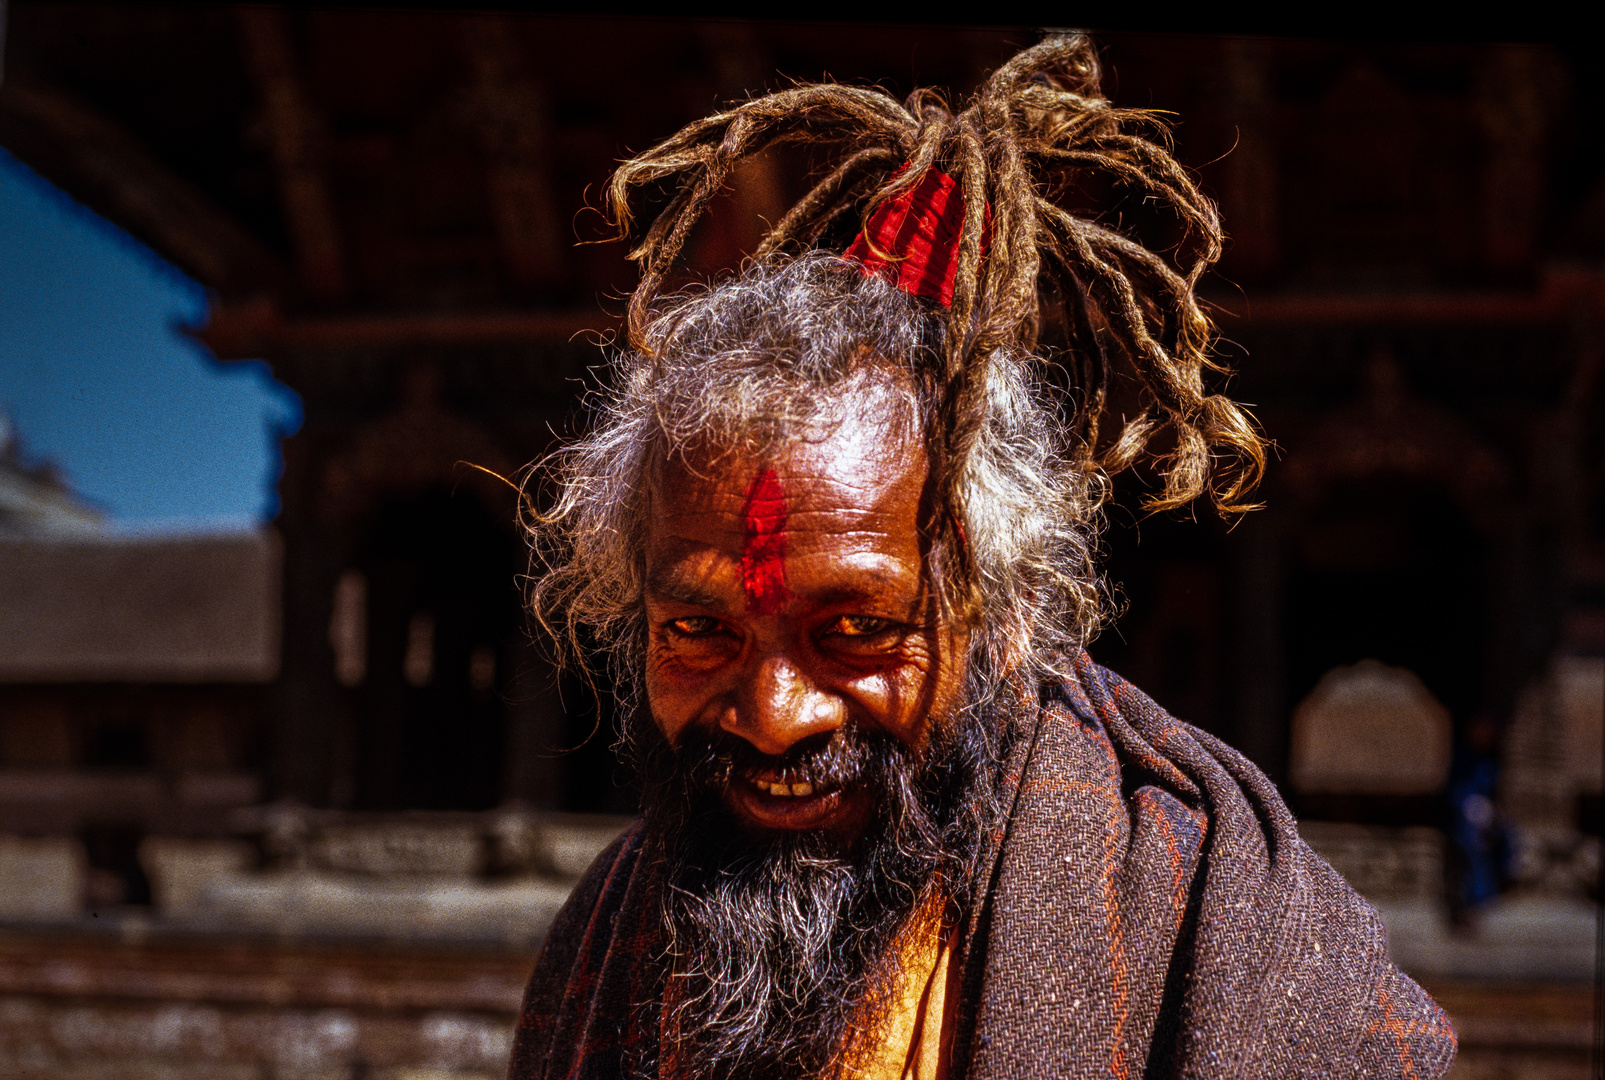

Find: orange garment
[839,907,959,1080]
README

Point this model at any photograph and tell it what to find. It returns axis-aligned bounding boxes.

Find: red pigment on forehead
[740,468,790,615]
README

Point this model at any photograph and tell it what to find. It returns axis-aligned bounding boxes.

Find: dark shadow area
[351,487,517,811]
[1284,478,1489,727]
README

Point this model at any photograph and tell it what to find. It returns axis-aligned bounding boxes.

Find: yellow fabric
[840,910,957,1080]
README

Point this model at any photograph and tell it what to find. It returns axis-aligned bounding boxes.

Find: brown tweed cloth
[509,653,1457,1079]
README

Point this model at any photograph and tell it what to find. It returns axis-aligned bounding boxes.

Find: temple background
[1,10,1602,1079]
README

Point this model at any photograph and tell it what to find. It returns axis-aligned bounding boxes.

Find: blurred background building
[0,10,1601,1079]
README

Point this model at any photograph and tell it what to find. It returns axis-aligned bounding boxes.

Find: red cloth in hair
[845,167,992,308]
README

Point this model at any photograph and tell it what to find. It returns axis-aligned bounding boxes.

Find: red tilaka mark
[740,469,790,615]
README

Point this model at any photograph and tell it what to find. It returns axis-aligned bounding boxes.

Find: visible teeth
[754,779,819,798]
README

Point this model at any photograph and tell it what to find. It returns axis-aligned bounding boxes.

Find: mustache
[674,726,887,796]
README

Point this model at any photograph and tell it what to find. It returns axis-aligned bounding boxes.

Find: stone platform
[0,928,536,1079]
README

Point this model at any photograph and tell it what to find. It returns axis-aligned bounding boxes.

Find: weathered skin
[642,379,969,839]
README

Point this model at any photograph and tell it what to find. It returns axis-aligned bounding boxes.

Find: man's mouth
[751,777,818,798]
[727,769,848,830]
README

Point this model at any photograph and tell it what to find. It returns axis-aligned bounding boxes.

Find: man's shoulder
[524,820,648,1003]
[1006,659,1458,1076]
[509,820,651,1080]
[546,819,647,937]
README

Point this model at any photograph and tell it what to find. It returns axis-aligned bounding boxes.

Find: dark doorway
[1283,477,1488,729]
[550,662,640,816]
[351,487,519,810]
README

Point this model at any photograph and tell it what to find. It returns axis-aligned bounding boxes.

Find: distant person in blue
[1445,711,1513,928]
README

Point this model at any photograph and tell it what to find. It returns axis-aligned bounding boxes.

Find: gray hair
[524,253,1106,701]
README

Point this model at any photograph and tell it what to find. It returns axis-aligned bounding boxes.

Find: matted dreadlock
[609,33,1263,510]
[527,32,1264,695]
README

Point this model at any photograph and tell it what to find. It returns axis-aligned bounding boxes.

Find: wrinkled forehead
[645,372,928,537]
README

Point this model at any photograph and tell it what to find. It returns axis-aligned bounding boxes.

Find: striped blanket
[509,653,1456,1078]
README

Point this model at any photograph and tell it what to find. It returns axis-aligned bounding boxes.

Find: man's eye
[668,616,723,637]
[829,615,891,637]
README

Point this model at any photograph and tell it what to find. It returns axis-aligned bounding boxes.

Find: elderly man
[509,35,1455,1080]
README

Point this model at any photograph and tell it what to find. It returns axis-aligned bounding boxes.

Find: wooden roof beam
[0,76,285,297]
[236,7,347,303]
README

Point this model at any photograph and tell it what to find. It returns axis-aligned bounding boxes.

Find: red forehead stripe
[740,469,790,615]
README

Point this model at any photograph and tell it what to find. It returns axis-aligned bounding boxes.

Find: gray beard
[628,694,1008,1080]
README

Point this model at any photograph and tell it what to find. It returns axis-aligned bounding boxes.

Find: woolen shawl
[508,653,1457,1079]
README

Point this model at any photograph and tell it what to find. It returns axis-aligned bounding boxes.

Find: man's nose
[725,653,843,757]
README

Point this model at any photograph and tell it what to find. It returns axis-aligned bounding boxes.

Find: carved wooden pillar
[1474,47,1561,274]
[1219,37,1280,277]
[237,8,348,301]
[459,16,565,293]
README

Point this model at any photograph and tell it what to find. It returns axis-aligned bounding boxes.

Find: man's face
[643,383,968,841]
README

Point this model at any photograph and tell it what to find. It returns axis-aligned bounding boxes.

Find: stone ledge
[0,930,537,1012]
[0,994,510,1079]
